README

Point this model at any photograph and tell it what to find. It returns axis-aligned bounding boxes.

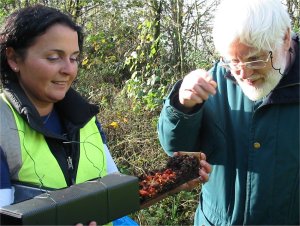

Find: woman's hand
[75,221,97,226]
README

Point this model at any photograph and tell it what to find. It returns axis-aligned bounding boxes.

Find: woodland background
[0,0,299,225]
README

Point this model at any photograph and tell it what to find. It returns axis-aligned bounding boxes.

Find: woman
[0,5,136,225]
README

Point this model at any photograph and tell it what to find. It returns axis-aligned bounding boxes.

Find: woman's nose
[60,60,77,75]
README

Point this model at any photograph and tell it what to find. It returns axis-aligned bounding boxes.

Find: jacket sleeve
[0,146,14,207]
[95,119,107,144]
[157,81,205,156]
[95,119,119,174]
[0,146,11,189]
[157,63,226,158]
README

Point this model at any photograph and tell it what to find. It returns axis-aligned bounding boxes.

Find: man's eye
[249,57,259,61]
[230,61,239,65]
[230,60,239,64]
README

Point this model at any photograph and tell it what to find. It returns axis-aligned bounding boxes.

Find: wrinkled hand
[174,152,212,192]
[179,69,217,109]
[198,152,212,183]
[75,221,97,226]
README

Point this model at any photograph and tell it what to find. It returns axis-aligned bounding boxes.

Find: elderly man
[158,0,299,225]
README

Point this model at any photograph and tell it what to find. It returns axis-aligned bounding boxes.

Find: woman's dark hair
[0,5,84,84]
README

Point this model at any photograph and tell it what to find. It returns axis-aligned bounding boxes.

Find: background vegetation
[1,0,299,225]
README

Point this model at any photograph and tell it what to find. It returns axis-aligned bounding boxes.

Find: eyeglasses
[220,52,271,71]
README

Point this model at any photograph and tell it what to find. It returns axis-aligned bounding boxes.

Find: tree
[285,0,300,31]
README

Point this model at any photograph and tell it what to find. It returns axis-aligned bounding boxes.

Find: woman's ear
[283,28,291,51]
[6,47,20,72]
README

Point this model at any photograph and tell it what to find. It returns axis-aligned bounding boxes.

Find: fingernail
[199,175,203,181]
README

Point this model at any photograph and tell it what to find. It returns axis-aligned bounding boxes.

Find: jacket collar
[56,88,99,126]
[264,33,299,105]
[3,82,99,135]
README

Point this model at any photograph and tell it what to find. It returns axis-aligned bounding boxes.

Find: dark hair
[0,5,84,84]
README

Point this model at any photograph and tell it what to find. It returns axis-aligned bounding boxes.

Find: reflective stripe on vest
[0,94,108,188]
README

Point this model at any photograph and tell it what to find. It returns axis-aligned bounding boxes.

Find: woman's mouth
[52,81,68,86]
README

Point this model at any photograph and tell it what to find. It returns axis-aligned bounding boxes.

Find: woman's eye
[47,56,59,61]
[70,57,79,62]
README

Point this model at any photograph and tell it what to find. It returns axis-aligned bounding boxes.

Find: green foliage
[185,49,216,71]
[123,71,167,112]
[123,19,169,112]
[293,25,299,33]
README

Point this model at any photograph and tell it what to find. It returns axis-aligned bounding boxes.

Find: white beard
[233,52,286,101]
[235,70,282,101]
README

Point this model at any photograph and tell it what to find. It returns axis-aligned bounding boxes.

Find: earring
[14,67,18,72]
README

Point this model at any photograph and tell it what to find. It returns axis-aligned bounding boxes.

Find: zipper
[63,130,78,186]
[67,156,74,170]
[67,155,75,185]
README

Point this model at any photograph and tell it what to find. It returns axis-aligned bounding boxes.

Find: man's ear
[283,28,291,51]
[6,47,20,72]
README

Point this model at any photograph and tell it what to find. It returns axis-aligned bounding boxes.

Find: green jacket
[158,35,299,225]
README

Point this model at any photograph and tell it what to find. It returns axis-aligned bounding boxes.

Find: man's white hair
[213,0,291,55]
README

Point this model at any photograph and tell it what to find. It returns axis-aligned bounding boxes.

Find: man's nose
[236,65,254,79]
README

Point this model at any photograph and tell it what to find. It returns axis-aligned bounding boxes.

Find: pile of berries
[138,155,200,202]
